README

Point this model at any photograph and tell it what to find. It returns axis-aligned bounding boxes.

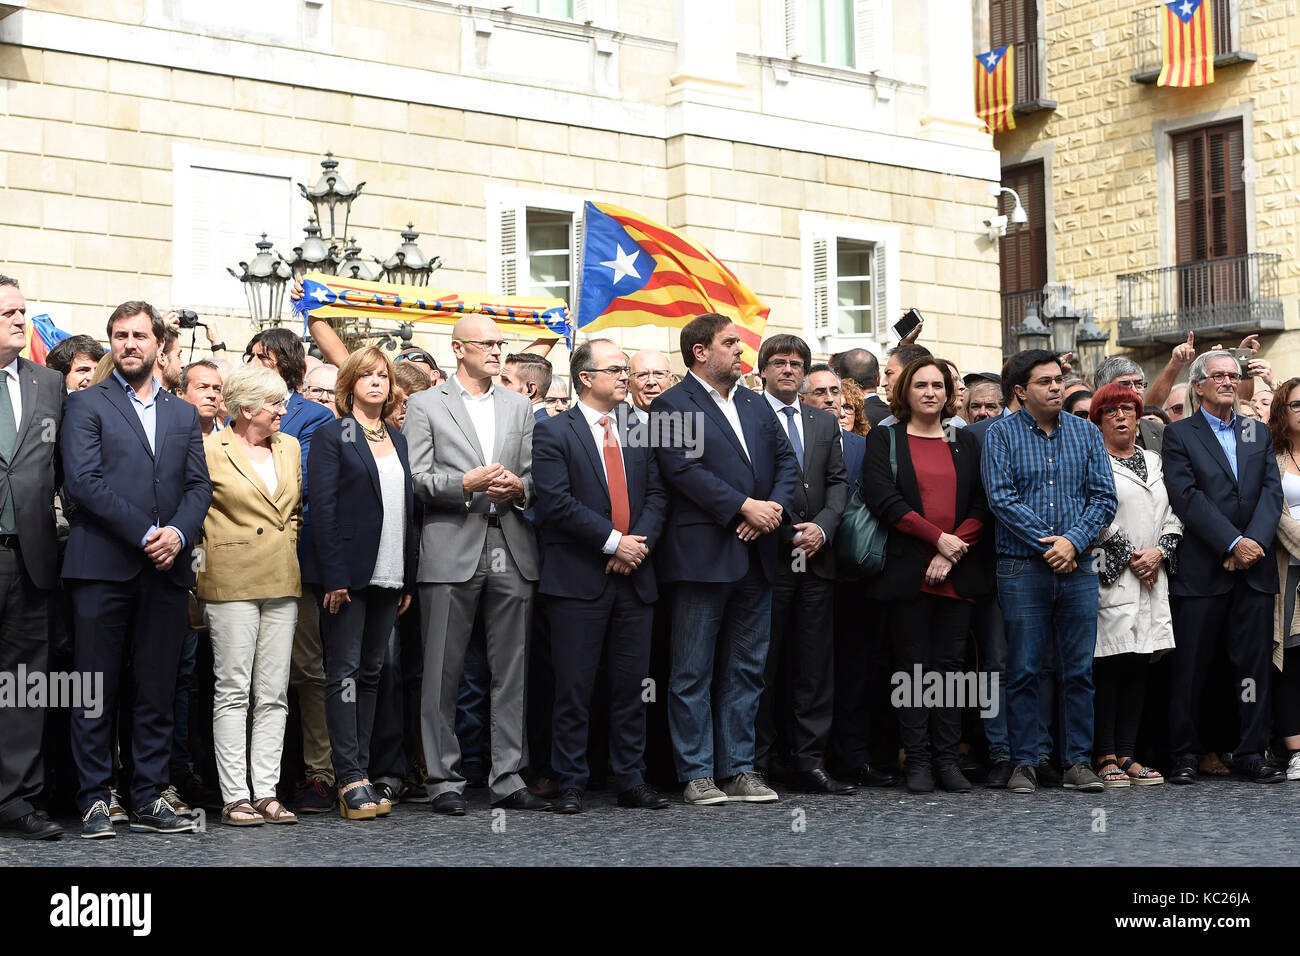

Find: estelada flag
[577,202,769,371]
[974,45,1015,134]
[22,314,71,365]
[1157,0,1214,87]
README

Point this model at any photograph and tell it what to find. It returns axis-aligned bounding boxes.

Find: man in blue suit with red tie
[532,338,670,813]
[651,314,800,806]
[62,302,212,838]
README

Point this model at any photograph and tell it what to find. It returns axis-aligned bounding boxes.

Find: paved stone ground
[5,778,1300,866]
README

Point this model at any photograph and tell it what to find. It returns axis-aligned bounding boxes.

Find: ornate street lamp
[337,238,381,282]
[1075,310,1111,381]
[298,152,365,247]
[1043,285,1079,359]
[227,234,291,327]
[1014,299,1052,353]
[377,223,442,286]
[284,216,339,281]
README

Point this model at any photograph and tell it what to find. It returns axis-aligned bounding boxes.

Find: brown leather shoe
[528,776,560,798]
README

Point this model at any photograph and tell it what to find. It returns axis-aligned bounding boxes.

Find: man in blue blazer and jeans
[62,302,212,838]
[651,314,799,805]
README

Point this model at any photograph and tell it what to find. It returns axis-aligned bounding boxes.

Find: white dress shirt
[689,370,750,459]
[454,373,498,513]
[1,358,22,431]
[576,397,628,555]
[764,389,805,451]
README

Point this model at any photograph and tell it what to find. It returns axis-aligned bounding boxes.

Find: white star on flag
[600,244,641,285]
[1179,0,1193,15]
[985,52,998,68]
[312,287,330,302]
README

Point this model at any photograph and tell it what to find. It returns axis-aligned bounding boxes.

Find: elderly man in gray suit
[404,314,550,814]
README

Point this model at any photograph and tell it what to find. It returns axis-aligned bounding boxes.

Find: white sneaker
[683,777,728,805]
[1286,751,1300,781]
[720,771,778,803]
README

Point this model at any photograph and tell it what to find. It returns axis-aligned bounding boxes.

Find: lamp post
[298,152,364,247]
[338,238,381,282]
[284,216,339,281]
[1043,284,1080,359]
[1015,299,1052,353]
[377,223,441,286]
[1075,310,1111,381]
[227,234,291,328]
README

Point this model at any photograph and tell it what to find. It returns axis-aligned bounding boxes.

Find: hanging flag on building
[292,273,571,341]
[1157,0,1215,87]
[974,45,1015,134]
[577,202,769,371]
[21,314,71,365]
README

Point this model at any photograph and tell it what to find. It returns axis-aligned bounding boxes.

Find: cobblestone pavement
[4,778,1300,866]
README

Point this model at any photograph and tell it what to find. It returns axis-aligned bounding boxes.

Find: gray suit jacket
[2,357,64,590]
[404,378,539,584]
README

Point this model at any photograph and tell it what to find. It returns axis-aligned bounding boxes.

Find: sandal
[252,797,298,824]
[1199,752,1230,777]
[1120,757,1164,786]
[338,782,378,820]
[367,781,394,817]
[221,799,265,827]
[1096,758,1131,788]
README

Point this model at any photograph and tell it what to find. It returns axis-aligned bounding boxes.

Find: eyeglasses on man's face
[457,339,507,352]
[632,370,672,383]
[1207,371,1242,384]
[589,365,632,378]
[545,396,570,407]
[304,386,335,403]
[1113,378,1146,390]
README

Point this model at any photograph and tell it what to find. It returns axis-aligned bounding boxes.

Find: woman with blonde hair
[199,363,303,825]
[838,378,870,436]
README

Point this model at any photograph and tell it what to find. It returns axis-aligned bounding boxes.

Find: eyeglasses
[457,339,507,352]
[766,359,805,372]
[304,387,335,402]
[262,400,287,414]
[632,370,672,383]
[544,396,570,407]
[1207,371,1243,383]
[1114,378,1147,390]
[1285,401,1300,413]
[1030,376,1065,387]
[1167,403,1184,414]
[1101,403,1137,418]
[588,365,632,378]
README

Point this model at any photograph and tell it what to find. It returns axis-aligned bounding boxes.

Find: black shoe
[0,812,64,840]
[294,777,337,813]
[129,797,196,834]
[904,762,934,793]
[492,787,554,811]
[174,765,222,810]
[552,788,583,814]
[984,760,1013,789]
[81,800,116,840]
[935,763,972,793]
[1168,758,1197,785]
[843,763,901,788]
[617,783,670,809]
[431,792,467,816]
[1036,761,1063,788]
[1235,758,1285,783]
[788,768,857,795]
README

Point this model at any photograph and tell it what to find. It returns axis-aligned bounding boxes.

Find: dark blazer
[281,389,336,585]
[308,414,418,596]
[534,405,550,424]
[860,421,991,601]
[1162,410,1282,597]
[650,373,800,585]
[1137,417,1164,456]
[533,403,668,603]
[1,358,65,590]
[771,398,848,580]
[61,376,212,587]
[863,393,890,427]
[842,429,866,485]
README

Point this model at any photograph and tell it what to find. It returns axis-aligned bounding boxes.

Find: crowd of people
[0,265,1294,843]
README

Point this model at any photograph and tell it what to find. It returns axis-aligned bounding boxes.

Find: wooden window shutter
[998,161,1046,295]
[811,236,831,336]
[1172,120,1243,266]
[872,241,888,338]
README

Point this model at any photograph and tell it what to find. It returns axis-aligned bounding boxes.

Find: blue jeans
[996,555,1099,768]
[668,563,772,781]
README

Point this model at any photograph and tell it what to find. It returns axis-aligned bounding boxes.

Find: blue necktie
[781,406,803,470]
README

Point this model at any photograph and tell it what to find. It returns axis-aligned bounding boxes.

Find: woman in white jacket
[1089,384,1181,788]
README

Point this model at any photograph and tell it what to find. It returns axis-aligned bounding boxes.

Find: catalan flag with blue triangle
[974,45,1015,134]
[21,314,71,366]
[1158,0,1214,87]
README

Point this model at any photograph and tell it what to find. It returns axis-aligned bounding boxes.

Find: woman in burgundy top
[860,357,992,794]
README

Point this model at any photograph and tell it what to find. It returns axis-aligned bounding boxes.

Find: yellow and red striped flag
[1157,0,1215,87]
[577,202,769,371]
[974,45,1015,134]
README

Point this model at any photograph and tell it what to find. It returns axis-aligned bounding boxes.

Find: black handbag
[835,427,896,579]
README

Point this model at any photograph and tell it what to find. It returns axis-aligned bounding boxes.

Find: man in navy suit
[532,338,670,813]
[1162,350,1284,783]
[651,313,799,805]
[62,302,212,837]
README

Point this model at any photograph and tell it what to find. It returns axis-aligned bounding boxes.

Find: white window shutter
[574,0,594,24]
[854,0,892,73]
[811,236,831,336]
[494,203,523,296]
[872,241,889,339]
[569,208,585,315]
[785,0,806,59]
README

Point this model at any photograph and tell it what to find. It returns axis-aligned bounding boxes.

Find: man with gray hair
[1161,349,1284,783]
[1094,356,1163,454]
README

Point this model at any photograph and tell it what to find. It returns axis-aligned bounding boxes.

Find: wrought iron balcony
[1115,253,1283,346]
[1130,0,1256,83]
[1010,34,1056,114]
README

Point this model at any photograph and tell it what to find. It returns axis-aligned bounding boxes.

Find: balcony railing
[1009,34,1055,113]
[1115,253,1283,346]
[1130,0,1256,83]
[1001,287,1046,357]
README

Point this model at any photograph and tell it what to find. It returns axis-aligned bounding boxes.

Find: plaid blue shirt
[981,407,1117,559]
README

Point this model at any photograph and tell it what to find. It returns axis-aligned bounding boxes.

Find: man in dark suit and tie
[62,301,212,837]
[651,313,800,805]
[1162,350,1284,783]
[753,336,852,794]
[0,275,66,840]
[531,338,670,813]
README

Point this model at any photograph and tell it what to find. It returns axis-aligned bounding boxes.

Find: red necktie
[599,416,630,534]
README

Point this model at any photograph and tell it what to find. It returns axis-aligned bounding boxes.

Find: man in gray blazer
[404,315,549,814]
[0,275,67,840]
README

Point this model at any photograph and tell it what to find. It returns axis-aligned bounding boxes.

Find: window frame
[800,215,899,355]
[485,184,586,310]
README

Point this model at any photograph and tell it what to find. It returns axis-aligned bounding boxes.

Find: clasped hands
[736,498,783,543]
[925,532,968,586]
[463,462,524,504]
[1039,535,1077,575]
[605,534,649,576]
[143,526,182,571]
[1129,547,1162,588]
[1223,537,1264,572]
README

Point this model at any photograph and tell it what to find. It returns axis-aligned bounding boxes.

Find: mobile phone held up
[893,308,923,342]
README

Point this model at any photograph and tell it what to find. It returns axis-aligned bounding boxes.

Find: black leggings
[1273,646,1300,739]
[888,594,972,766]
[1093,653,1148,758]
